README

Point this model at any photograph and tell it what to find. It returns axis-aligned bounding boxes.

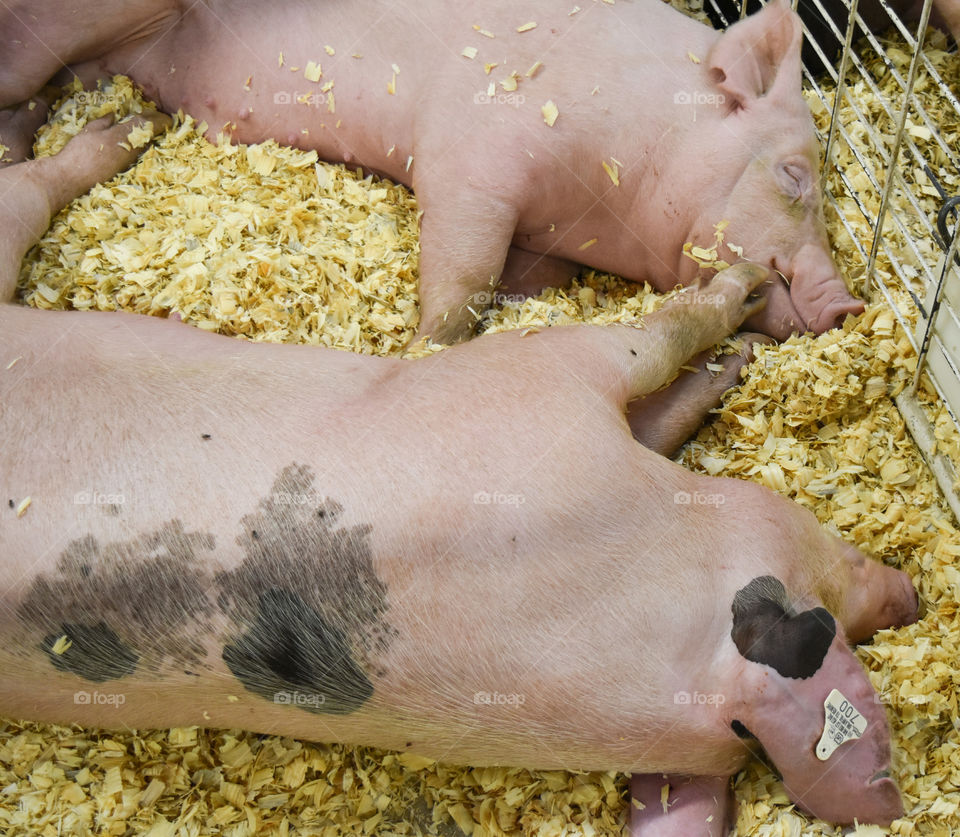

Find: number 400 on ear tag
[816,689,868,761]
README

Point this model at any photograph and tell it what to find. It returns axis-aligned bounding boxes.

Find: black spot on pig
[730,576,835,680]
[18,522,216,677]
[629,349,637,357]
[202,433,212,440]
[42,622,138,682]
[217,464,396,713]
[730,719,755,739]
[223,588,373,713]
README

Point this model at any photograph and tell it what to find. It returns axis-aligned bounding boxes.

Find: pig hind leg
[414,178,521,345]
[0,90,56,167]
[629,773,733,836]
[497,247,579,301]
[627,332,773,457]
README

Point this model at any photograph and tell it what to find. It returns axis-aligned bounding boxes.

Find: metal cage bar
[700,0,960,519]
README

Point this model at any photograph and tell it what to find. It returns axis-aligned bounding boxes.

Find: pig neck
[543,50,724,288]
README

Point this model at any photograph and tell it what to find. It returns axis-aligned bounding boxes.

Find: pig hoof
[684,262,770,342]
[55,111,171,185]
[0,88,55,166]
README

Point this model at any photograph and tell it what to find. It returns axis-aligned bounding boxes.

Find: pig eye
[776,162,811,202]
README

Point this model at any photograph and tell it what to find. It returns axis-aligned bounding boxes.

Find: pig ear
[728,577,903,824]
[706,0,803,112]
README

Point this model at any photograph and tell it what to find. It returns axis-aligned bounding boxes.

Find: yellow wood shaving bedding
[3,17,960,835]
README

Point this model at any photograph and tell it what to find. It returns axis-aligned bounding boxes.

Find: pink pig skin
[0,0,862,341]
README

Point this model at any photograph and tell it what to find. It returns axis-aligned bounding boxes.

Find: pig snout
[839,546,919,644]
[795,767,904,826]
[783,243,864,333]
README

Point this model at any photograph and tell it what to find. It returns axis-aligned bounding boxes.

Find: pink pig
[0,0,861,342]
[0,104,918,835]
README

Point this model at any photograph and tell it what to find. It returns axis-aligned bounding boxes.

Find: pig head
[666,0,861,338]
[728,575,903,824]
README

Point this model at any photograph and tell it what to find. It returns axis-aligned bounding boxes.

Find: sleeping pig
[0,106,917,833]
[0,0,862,343]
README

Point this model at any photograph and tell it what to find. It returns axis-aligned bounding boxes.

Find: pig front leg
[496,262,771,426]
[931,0,960,43]
[0,90,56,167]
[497,247,579,301]
[0,110,171,295]
[629,773,732,836]
[579,263,770,405]
[414,179,520,344]
[627,332,774,457]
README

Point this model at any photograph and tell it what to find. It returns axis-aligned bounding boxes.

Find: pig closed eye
[775,162,811,202]
[730,575,836,679]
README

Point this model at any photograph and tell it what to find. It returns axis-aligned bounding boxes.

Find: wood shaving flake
[50,635,71,655]
[516,22,537,32]
[602,158,620,186]
[472,25,495,38]
[541,99,559,126]
[462,46,478,59]
[14,497,30,518]
[304,61,322,82]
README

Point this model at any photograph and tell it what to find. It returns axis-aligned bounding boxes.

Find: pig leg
[415,180,520,344]
[627,333,773,457]
[0,1,177,109]
[0,90,56,166]
[629,773,732,836]
[525,264,770,407]
[497,247,580,300]
[0,111,170,294]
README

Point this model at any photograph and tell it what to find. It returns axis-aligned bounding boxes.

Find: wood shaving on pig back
[5,24,960,836]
